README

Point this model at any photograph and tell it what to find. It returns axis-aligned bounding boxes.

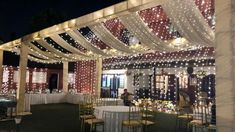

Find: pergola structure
[0,0,234,131]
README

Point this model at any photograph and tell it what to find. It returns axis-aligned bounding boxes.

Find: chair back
[210,103,216,125]
[83,94,92,104]
[79,103,93,116]
[92,95,104,107]
[139,99,154,122]
[193,104,210,124]
[128,104,141,122]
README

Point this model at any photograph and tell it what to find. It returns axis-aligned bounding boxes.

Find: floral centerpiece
[132,99,176,113]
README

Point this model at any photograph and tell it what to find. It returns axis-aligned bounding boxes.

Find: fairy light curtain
[66,30,108,56]
[79,27,111,50]
[103,18,131,45]
[0,66,50,93]
[0,0,215,65]
[89,23,134,54]
[1,66,14,93]
[31,68,48,92]
[103,47,214,70]
[74,60,96,93]
[68,73,75,90]
[138,6,177,41]
[194,0,215,28]
[4,0,214,65]
[119,14,173,51]
[161,0,214,46]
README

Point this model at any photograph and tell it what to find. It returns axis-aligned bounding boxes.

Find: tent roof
[0,0,215,63]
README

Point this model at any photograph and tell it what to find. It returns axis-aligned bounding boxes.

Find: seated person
[121,89,132,106]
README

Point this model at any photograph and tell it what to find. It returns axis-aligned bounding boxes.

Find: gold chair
[84,118,104,132]
[92,95,103,107]
[139,100,155,132]
[83,94,93,104]
[175,106,193,131]
[82,95,104,132]
[207,103,216,132]
[122,105,143,132]
[79,103,95,132]
[207,124,216,132]
[187,105,209,132]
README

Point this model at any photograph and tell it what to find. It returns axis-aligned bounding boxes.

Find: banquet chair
[207,103,216,132]
[84,117,104,132]
[175,106,193,131]
[122,104,143,132]
[83,94,93,104]
[79,103,95,132]
[207,124,216,132]
[84,96,105,132]
[92,96,104,107]
[187,105,210,132]
[139,100,155,132]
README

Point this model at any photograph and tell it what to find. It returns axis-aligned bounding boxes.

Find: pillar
[63,61,68,93]
[215,0,235,131]
[95,58,102,97]
[0,50,3,90]
[16,43,28,114]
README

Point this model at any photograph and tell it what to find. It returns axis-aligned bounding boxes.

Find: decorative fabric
[89,23,134,54]
[162,0,214,46]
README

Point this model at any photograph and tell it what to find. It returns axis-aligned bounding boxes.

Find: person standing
[121,89,132,106]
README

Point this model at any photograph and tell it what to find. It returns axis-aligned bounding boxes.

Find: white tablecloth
[94,106,140,132]
[24,93,66,111]
[98,98,123,106]
[25,93,66,105]
[66,93,85,104]
[24,93,123,113]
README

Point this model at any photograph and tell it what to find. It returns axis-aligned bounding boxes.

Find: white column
[95,58,102,97]
[16,43,28,114]
[63,61,68,93]
[215,0,235,131]
[0,50,3,91]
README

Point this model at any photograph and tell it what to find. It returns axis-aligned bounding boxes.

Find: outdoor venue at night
[0,0,233,132]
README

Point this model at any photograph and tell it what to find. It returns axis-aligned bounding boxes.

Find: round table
[97,98,123,106]
[94,106,140,132]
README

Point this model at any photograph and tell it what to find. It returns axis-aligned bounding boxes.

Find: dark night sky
[0,0,124,42]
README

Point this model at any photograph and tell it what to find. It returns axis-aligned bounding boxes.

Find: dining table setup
[77,95,216,132]
[80,97,163,132]
[94,105,138,132]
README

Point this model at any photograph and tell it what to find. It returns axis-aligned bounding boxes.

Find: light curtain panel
[14,70,30,83]
[32,72,47,83]
[3,70,9,83]
[68,73,75,84]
